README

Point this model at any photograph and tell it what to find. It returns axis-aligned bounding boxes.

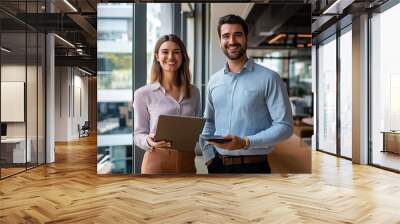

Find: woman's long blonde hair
[150,34,191,98]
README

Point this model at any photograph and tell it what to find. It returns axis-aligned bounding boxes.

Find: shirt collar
[150,81,185,102]
[223,57,255,74]
[150,81,165,94]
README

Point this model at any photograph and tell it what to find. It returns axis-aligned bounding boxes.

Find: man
[201,14,293,174]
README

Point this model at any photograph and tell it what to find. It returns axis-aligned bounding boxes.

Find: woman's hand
[146,133,172,152]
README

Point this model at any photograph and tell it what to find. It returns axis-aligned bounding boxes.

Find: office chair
[79,121,90,138]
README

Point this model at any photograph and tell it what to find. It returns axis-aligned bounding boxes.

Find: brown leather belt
[217,154,267,166]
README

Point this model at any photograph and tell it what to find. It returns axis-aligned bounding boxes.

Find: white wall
[72,73,89,138]
[1,65,36,138]
[1,64,46,164]
[55,67,89,141]
[55,66,68,141]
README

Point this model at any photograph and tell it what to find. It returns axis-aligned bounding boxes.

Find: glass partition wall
[316,24,353,159]
[0,31,27,177]
[339,27,352,159]
[317,35,337,155]
[0,1,46,179]
[370,2,400,171]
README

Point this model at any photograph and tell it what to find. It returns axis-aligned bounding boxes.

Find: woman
[133,34,201,174]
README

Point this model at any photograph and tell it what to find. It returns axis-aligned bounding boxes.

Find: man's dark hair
[217,14,248,38]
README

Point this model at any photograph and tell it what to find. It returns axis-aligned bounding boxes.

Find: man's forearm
[247,123,293,149]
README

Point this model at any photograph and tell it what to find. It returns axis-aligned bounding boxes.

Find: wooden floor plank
[0,135,400,223]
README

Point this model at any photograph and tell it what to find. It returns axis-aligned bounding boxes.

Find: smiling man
[200,14,293,174]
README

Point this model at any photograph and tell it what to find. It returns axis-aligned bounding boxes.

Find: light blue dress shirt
[201,58,293,163]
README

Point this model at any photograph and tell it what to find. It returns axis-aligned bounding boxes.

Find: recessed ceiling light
[63,0,78,12]
[268,34,286,44]
[54,34,75,48]
[322,0,353,15]
[298,34,312,38]
[78,67,92,76]
[259,31,274,36]
[1,47,11,53]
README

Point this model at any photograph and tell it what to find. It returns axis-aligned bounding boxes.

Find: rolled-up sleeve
[133,90,151,151]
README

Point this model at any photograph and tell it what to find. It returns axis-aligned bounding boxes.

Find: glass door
[1,31,28,178]
[317,35,337,155]
[339,27,352,159]
[370,3,400,171]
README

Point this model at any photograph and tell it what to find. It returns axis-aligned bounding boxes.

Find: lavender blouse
[133,82,201,151]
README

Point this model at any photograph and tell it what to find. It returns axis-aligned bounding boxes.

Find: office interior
[0,0,399,222]
[0,0,399,177]
[0,0,96,179]
[97,3,312,174]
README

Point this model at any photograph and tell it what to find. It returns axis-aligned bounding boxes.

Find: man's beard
[222,43,247,60]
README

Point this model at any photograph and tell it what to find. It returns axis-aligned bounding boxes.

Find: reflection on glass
[97,145,133,174]
[27,31,38,169]
[97,53,132,90]
[318,38,337,154]
[146,4,162,82]
[97,3,133,174]
[254,51,287,79]
[339,30,352,158]
[252,48,312,117]
[38,32,46,165]
[1,1,46,178]
[98,102,133,135]
[371,4,400,171]
[289,59,312,117]
[290,61,312,95]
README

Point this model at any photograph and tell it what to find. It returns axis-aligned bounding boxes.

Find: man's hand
[207,134,247,150]
[205,159,213,166]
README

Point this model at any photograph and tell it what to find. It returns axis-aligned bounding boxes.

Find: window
[97,3,133,174]
[339,28,352,158]
[146,4,162,82]
[317,36,337,154]
[371,3,400,171]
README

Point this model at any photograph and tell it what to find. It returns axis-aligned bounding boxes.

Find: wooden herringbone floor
[1,135,400,223]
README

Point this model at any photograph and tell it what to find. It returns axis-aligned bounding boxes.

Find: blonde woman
[133,34,201,174]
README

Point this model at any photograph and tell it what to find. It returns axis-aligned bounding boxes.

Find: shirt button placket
[229,76,238,132]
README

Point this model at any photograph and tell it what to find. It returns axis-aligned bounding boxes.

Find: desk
[381,131,400,154]
[1,138,31,163]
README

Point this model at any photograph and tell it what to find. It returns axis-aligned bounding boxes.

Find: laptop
[154,115,205,152]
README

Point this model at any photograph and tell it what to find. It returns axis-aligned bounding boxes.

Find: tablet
[154,115,205,152]
[201,135,231,143]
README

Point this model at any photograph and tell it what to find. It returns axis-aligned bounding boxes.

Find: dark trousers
[207,154,271,174]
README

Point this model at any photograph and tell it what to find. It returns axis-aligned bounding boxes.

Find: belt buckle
[222,155,230,165]
[228,155,241,165]
[221,155,233,165]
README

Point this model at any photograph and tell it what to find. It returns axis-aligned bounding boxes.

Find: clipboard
[154,115,205,151]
